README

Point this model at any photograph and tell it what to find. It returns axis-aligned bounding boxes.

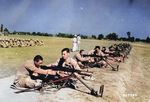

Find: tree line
[8,31,150,43]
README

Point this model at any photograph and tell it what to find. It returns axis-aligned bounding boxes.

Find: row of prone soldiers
[0,38,44,48]
[12,44,131,95]
[73,43,132,70]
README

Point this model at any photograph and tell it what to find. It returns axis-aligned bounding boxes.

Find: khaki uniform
[73,53,89,62]
[14,60,40,88]
[52,58,80,70]
[88,50,106,65]
[51,58,82,77]
[88,49,105,56]
[87,50,95,62]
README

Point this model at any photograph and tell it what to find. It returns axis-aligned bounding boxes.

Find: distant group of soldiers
[0,38,44,48]
[106,43,132,58]
[73,43,132,69]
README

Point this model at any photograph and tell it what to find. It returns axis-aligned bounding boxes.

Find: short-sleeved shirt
[88,49,105,61]
[73,37,77,43]
[14,60,39,83]
[109,46,116,51]
[51,58,81,70]
[88,50,104,56]
[77,36,81,43]
[73,53,88,62]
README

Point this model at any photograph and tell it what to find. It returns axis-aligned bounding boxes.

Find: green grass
[0,35,150,78]
[0,35,72,78]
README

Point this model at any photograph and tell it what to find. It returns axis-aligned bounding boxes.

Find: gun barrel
[41,66,91,73]
[83,54,106,58]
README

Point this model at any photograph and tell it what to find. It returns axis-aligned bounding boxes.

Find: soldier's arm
[46,59,60,67]
[24,61,56,75]
[100,51,105,56]
[76,54,89,62]
[71,59,87,72]
[34,68,56,75]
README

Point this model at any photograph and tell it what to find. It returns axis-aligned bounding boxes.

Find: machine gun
[30,65,93,86]
[83,54,119,71]
[83,54,106,58]
[14,66,104,97]
[41,65,93,74]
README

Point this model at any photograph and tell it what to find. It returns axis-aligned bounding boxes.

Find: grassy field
[1,35,150,101]
[0,35,150,79]
[0,35,73,78]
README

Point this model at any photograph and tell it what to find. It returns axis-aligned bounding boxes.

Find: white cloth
[72,37,77,52]
[77,36,81,50]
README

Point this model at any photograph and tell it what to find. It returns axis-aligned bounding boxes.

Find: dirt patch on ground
[70,45,150,102]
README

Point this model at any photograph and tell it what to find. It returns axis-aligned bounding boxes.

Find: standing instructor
[72,35,77,52]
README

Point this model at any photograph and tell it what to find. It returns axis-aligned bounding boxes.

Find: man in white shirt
[72,35,77,52]
[77,35,81,51]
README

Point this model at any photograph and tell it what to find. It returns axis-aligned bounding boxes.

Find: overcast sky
[0,0,150,39]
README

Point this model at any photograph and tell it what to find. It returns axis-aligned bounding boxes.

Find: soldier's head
[111,45,113,47]
[102,47,106,52]
[80,50,85,55]
[34,55,43,67]
[94,46,100,53]
[74,35,77,38]
[61,48,70,60]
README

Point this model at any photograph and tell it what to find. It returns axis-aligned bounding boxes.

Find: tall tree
[106,33,118,40]
[13,31,17,34]
[127,31,131,40]
[37,32,42,36]
[81,34,88,39]
[135,38,140,42]
[91,35,97,39]
[98,34,104,40]
[32,32,36,35]
[146,36,150,43]
[4,28,9,36]
[112,33,118,41]
[130,37,135,42]
[1,24,3,32]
